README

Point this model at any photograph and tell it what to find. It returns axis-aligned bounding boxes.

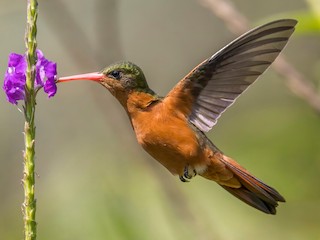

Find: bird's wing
[164,19,297,132]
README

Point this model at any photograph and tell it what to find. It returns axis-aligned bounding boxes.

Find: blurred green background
[1,0,320,239]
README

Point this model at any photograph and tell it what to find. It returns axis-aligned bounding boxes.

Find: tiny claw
[183,165,197,179]
[179,175,189,182]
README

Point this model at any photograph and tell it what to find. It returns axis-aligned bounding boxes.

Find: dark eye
[109,70,121,80]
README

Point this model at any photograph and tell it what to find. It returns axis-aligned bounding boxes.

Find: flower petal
[3,53,27,104]
[35,50,57,97]
[44,77,57,97]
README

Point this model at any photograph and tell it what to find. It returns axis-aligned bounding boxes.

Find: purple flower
[3,50,57,104]
[3,53,27,104]
[35,50,57,97]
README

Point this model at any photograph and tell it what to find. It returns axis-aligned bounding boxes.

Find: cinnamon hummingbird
[58,19,297,214]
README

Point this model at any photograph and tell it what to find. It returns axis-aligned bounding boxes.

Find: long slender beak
[57,72,104,83]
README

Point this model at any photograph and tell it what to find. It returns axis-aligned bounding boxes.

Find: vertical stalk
[23,0,38,239]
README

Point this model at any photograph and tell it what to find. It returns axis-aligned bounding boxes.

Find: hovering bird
[58,19,297,214]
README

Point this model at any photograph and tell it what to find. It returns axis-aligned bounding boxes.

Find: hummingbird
[58,19,297,214]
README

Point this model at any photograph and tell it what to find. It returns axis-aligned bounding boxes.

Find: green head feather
[101,61,150,91]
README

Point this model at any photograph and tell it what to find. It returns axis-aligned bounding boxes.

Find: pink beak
[57,72,104,83]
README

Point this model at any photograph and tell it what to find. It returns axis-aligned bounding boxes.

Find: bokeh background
[1,0,320,239]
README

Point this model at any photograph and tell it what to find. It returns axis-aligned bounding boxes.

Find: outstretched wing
[165,19,297,132]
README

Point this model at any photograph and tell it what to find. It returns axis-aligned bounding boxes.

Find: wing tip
[261,19,298,30]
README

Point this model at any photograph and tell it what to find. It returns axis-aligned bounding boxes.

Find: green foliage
[291,10,320,34]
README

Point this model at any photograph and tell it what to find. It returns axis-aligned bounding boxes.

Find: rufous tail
[209,154,285,214]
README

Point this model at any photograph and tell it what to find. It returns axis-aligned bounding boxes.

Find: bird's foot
[179,165,197,182]
[179,175,189,182]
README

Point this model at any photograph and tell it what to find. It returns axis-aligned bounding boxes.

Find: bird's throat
[126,90,160,115]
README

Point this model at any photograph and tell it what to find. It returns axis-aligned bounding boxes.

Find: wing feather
[165,19,297,132]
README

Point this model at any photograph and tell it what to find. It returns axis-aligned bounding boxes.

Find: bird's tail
[209,154,285,214]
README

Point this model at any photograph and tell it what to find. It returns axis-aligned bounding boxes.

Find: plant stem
[23,0,38,240]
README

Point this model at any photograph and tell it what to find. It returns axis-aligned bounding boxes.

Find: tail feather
[219,155,285,214]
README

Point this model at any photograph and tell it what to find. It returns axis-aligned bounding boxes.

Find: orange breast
[130,101,204,175]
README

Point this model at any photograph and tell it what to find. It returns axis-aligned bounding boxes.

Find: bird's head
[58,61,154,106]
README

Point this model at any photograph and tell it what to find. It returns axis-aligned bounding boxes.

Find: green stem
[23,0,38,240]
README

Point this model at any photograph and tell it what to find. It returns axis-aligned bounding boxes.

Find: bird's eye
[109,70,121,80]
